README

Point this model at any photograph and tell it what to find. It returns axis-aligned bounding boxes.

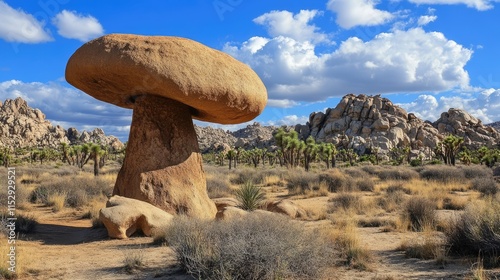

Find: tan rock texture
[66,34,267,124]
[215,206,248,220]
[264,200,308,219]
[113,95,217,219]
[99,195,174,239]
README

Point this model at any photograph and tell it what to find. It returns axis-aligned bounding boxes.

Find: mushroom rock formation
[66,34,267,219]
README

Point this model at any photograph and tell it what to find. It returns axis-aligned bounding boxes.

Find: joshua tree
[442,135,464,166]
[90,144,102,176]
[303,136,318,172]
[226,149,237,170]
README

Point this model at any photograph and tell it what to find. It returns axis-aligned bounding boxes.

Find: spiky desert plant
[235,181,265,211]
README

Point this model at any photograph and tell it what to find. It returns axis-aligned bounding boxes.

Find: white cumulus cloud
[417,15,438,25]
[327,0,395,29]
[52,10,104,42]
[398,89,500,123]
[226,26,472,102]
[0,1,52,43]
[253,10,329,43]
[267,99,300,108]
[409,0,500,11]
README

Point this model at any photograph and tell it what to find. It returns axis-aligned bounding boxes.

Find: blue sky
[1,0,500,141]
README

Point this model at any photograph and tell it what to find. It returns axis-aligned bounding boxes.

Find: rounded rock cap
[65,34,267,124]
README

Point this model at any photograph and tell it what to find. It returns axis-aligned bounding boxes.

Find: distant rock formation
[0,97,124,150]
[296,94,443,156]
[434,108,500,149]
[488,121,500,132]
[195,122,277,153]
[194,94,499,157]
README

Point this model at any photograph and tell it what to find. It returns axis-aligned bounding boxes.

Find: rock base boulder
[100,195,174,239]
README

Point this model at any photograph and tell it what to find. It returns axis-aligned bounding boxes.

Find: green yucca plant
[235,181,265,211]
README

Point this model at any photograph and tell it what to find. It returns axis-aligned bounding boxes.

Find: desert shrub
[494,166,500,177]
[230,168,269,185]
[332,219,372,270]
[286,170,318,194]
[123,250,145,274]
[1,213,38,234]
[461,165,494,179]
[401,197,436,231]
[206,177,232,198]
[419,166,465,183]
[442,196,469,210]
[328,193,362,213]
[470,177,498,196]
[30,175,111,208]
[47,193,66,212]
[378,190,407,213]
[377,167,419,181]
[344,168,370,179]
[410,159,423,167]
[446,199,500,265]
[385,183,412,195]
[65,189,88,208]
[319,170,355,192]
[357,217,395,228]
[355,179,375,192]
[361,165,384,176]
[162,213,335,280]
[234,182,265,211]
[398,236,444,260]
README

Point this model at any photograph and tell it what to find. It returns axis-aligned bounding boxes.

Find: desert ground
[1,160,500,280]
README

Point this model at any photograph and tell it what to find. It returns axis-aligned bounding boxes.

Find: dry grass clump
[361,165,384,176]
[47,193,66,212]
[285,170,329,197]
[30,174,112,209]
[123,249,145,274]
[446,199,500,267]
[400,197,436,232]
[160,213,336,280]
[229,168,258,185]
[419,165,465,183]
[286,170,318,194]
[378,190,407,213]
[377,167,420,181]
[470,177,498,196]
[344,167,371,180]
[357,217,396,228]
[384,183,412,195]
[319,169,356,192]
[328,193,362,213]
[206,177,232,198]
[331,217,373,270]
[398,233,445,261]
[442,195,469,210]
[461,165,494,179]
[355,178,375,192]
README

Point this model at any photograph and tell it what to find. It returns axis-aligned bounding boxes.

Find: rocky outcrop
[67,127,124,151]
[487,121,500,133]
[434,109,500,149]
[0,97,124,150]
[195,126,237,153]
[0,98,68,148]
[232,122,277,150]
[99,195,174,239]
[298,94,443,157]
